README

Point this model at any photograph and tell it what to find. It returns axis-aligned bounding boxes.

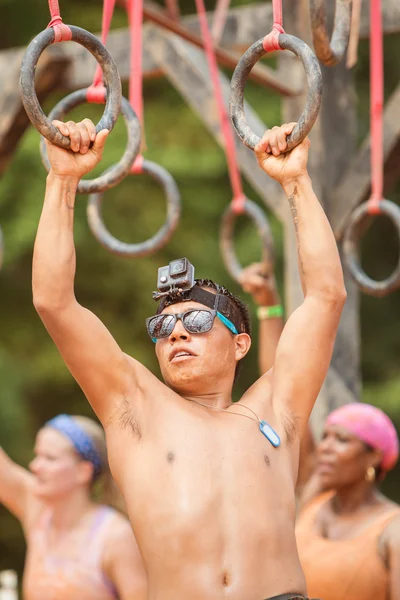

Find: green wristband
[257,305,284,320]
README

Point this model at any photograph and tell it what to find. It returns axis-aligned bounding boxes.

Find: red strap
[127,0,145,162]
[47,0,72,43]
[262,0,285,53]
[367,0,383,215]
[195,0,245,213]
[87,0,117,103]
[165,0,180,22]
[212,0,231,45]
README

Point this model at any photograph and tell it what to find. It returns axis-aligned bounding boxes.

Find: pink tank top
[23,506,118,600]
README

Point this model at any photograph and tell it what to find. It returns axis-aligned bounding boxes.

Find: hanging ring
[40,91,141,194]
[220,198,275,282]
[20,26,122,148]
[230,34,322,151]
[342,199,400,297]
[87,159,181,257]
[309,0,353,67]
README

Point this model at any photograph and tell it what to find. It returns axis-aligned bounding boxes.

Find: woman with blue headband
[0,414,147,600]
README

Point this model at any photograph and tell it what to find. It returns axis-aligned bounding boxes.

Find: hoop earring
[365,466,376,482]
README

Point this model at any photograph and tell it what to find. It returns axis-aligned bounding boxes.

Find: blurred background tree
[0,0,399,577]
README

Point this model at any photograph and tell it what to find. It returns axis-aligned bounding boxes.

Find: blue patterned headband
[45,414,103,479]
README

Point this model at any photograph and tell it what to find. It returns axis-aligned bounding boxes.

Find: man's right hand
[45,119,109,181]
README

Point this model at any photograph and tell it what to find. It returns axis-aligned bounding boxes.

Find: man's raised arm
[33,120,148,424]
[255,124,346,434]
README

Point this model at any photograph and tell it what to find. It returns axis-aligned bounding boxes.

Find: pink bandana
[326,402,399,472]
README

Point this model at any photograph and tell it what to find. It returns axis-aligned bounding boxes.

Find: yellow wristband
[257,305,284,320]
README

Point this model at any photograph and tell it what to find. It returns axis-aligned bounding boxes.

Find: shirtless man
[33,119,346,600]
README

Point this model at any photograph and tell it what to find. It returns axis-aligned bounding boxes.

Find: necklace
[189,397,281,448]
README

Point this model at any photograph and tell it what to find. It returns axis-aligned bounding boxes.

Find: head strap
[157,286,246,334]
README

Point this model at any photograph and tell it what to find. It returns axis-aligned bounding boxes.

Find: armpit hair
[118,397,142,440]
[281,412,299,445]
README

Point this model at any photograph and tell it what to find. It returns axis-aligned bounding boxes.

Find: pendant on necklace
[259,420,281,447]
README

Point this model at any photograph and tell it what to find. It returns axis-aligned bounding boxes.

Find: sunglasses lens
[148,314,175,339]
[183,310,214,333]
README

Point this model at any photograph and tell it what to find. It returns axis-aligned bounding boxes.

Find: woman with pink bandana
[295,402,400,600]
[0,414,147,600]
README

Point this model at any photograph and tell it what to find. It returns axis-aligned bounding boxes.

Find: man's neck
[183,390,233,410]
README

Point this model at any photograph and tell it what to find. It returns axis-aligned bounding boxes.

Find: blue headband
[45,414,103,479]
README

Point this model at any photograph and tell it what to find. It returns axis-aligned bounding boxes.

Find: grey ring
[87,159,181,257]
[342,199,400,297]
[40,91,141,194]
[230,34,322,151]
[20,25,122,148]
[310,0,352,67]
[220,198,275,281]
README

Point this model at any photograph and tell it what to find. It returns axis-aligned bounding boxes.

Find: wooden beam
[331,82,400,238]
[181,0,400,44]
[145,27,286,220]
[141,1,299,95]
[0,48,69,175]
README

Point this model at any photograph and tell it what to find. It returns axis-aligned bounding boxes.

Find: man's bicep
[37,302,137,422]
[272,295,343,430]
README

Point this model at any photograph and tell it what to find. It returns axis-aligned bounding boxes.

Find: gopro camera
[153,258,195,300]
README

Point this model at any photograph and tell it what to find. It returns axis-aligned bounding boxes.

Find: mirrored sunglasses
[146,309,237,341]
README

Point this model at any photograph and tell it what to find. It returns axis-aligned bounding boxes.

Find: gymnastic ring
[87,159,181,257]
[310,0,352,66]
[20,26,121,148]
[230,34,322,152]
[0,225,3,271]
[40,91,141,194]
[342,199,400,297]
[220,198,275,282]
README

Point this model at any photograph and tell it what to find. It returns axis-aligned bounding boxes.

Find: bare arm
[384,515,400,600]
[255,125,346,434]
[103,518,147,600]
[238,262,284,375]
[33,121,154,424]
[0,446,33,522]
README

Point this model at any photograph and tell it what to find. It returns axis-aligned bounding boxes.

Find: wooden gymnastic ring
[20,26,121,148]
[220,198,274,282]
[87,160,181,257]
[230,34,322,151]
[342,199,400,297]
[40,91,141,194]
[310,0,352,66]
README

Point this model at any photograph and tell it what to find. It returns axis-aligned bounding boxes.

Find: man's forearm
[33,173,79,310]
[282,174,345,298]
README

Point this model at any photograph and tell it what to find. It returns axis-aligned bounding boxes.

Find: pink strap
[128,0,145,162]
[47,0,72,43]
[368,0,383,215]
[132,155,144,174]
[262,0,285,52]
[212,0,231,45]
[195,0,245,213]
[87,0,117,103]
[165,0,180,22]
